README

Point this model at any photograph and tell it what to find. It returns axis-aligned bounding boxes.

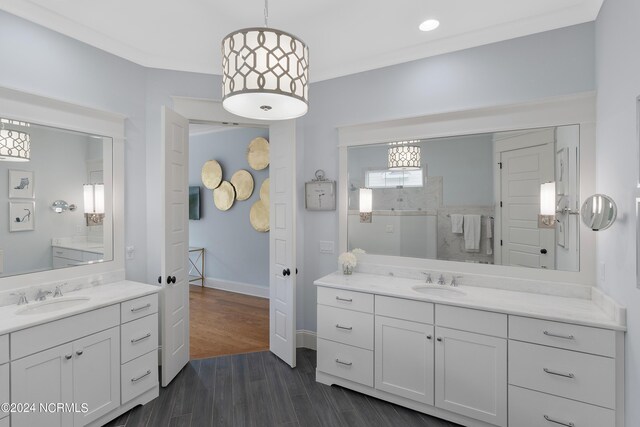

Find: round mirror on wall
[581,194,617,231]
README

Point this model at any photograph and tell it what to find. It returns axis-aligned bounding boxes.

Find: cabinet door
[0,364,8,421]
[375,316,434,405]
[73,327,120,426]
[11,343,74,427]
[435,327,507,427]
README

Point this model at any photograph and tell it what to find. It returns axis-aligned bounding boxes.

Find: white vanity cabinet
[52,246,103,269]
[0,334,8,424]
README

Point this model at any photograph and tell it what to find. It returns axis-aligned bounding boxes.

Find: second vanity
[0,281,159,427]
[315,271,626,427]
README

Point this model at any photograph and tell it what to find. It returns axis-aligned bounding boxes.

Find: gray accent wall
[188,127,269,288]
[595,0,640,425]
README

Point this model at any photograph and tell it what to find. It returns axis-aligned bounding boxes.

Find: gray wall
[0,10,148,281]
[595,0,640,424]
[188,127,269,288]
[0,127,90,276]
[300,22,596,332]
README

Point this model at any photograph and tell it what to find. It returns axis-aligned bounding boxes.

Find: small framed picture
[9,201,35,232]
[8,170,34,199]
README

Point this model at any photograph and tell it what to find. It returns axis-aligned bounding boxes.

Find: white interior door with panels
[167,97,298,369]
[160,106,190,387]
[498,129,555,269]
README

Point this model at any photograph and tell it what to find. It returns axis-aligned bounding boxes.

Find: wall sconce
[359,188,372,223]
[539,181,556,228]
[84,183,105,226]
[51,200,77,213]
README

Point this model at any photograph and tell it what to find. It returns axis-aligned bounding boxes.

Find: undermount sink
[16,296,91,316]
[412,285,466,298]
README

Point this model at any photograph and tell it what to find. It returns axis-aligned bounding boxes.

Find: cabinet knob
[65,354,72,360]
[540,248,548,254]
[436,337,443,342]
[426,335,432,340]
[76,350,83,356]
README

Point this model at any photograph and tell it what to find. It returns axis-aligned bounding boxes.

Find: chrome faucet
[437,274,446,286]
[53,283,67,298]
[422,272,433,284]
[11,291,28,305]
[35,289,52,301]
[450,276,462,287]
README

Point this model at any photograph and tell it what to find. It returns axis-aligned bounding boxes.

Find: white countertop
[0,280,159,335]
[52,241,104,254]
[315,272,626,331]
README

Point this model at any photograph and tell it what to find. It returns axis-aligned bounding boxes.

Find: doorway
[187,123,270,359]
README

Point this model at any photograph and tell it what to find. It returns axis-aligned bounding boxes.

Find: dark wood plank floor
[104,349,461,427]
[190,286,269,359]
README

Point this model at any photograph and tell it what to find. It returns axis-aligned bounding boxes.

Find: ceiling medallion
[221,0,309,121]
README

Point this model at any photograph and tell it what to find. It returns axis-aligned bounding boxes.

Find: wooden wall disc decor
[247,137,270,170]
[250,200,270,232]
[213,181,236,211]
[259,178,270,205]
[230,170,254,201]
[201,160,223,189]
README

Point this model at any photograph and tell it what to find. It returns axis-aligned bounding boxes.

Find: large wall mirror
[0,116,114,278]
[347,125,580,272]
[339,94,596,283]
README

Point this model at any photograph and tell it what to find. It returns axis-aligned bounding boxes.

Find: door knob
[540,249,548,255]
[158,276,162,284]
[282,268,290,276]
[166,276,176,284]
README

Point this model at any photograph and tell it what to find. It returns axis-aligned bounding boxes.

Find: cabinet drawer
[509,341,615,409]
[0,335,8,364]
[317,305,373,350]
[0,364,8,420]
[11,304,120,360]
[121,294,158,324]
[53,256,83,269]
[317,287,373,313]
[375,296,433,324]
[121,313,158,364]
[52,247,83,261]
[82,251,103,262]
[436,305,507,338]
[317,338,373,387]
[509,385,615,427]
[121,350,158,404]
[509,315,616,357]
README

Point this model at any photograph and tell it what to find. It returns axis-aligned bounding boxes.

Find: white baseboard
[192,277,269,299]
[296,330,317,350]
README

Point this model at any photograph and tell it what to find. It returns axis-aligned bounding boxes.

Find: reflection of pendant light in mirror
[221,0,309,120]
[84,183,105,226]
[0,119,31,162]
[359,188,372,223]
[388,140,421,170]
[539,181,556,228]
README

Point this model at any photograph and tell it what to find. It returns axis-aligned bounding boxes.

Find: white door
[11,343,74,427]
[160,106,190,386]
[375,316,434,405]
[269,120,297,367]
[500,139,555,269]
[73,327,120,426]
[435,327,507,427]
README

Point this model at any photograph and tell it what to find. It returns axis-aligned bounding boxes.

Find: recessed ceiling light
[419,19,440,32]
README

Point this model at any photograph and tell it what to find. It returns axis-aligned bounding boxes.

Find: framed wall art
[9,201,35,232]
[8,169,34,199]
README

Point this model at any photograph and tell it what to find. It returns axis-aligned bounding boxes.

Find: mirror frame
[338,92,597,285]
[0,86,125,290]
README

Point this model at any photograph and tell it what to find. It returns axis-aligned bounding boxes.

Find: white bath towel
[450,214,464,233]
[486,217,493,255]
[463,214,481,252]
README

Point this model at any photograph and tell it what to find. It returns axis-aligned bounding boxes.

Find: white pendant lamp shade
[388,141,421,170]
[0,128,30,162]
[222,28,309,120]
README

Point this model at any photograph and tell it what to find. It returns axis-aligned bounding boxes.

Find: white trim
[193,277,269,299]
[296,330,317,350]
[339,92,597,285]
[0,85,126,291]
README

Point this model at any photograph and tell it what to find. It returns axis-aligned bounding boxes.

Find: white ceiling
[1,0,603,82]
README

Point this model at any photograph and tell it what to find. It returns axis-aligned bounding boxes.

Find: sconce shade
[540,182,556,215]
[222,28,309,120]
[359,188,373,213]
[0,129,30,162]
[94,184,105,214]
[388,141,421,170]
[84,184,95,214]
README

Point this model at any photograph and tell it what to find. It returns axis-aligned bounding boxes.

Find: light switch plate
[319,241,334,254]
[126,246,135,260]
